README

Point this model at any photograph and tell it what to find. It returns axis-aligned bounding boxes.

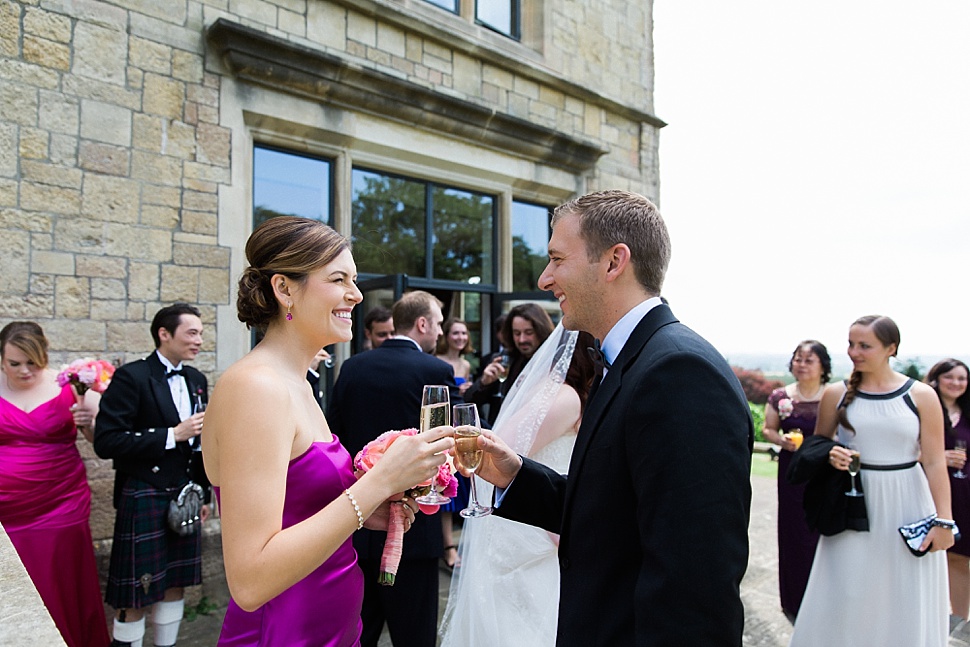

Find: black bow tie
[165,369,186,379]
[587,340,611,377]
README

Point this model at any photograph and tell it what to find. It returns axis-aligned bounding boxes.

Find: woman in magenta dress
[926,358,970,620]
[762,340,830,622]
[204,217,454,646]
[0,321,110,647]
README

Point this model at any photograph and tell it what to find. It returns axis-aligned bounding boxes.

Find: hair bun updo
[236,217,351,332]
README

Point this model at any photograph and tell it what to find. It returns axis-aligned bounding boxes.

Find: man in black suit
[473,191,753,646]
[329,290,459,647]
[95,303,210,647]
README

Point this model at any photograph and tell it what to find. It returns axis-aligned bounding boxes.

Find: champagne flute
[192,395,206,452]
[955,440,968,479]
[845,449,863,497]
[496,354,510,383]
[415,385,451,506]
[453,403,491,518]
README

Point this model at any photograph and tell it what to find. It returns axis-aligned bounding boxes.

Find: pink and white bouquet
[354,428,458,585]
[56,358,115,399]
[777,397,794,420]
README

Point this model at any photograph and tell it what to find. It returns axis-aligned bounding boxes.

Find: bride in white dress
[790,315,952,646]
[439,324,595,647]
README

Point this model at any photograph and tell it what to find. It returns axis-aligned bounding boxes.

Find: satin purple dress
[767,387,821,620]
[0,384,110,647]
[946,414,970,556]
[217,436,364,646]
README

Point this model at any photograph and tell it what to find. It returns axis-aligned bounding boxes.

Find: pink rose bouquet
[56,358,115,399]
[354,428,458,585]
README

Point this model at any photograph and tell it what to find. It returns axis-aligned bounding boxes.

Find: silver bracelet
[344,489,364,530]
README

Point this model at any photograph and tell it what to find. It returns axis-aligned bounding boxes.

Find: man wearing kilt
[95,304,210,647]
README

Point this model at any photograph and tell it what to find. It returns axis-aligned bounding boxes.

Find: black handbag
[898,514,961,557]
[168,481,205,536]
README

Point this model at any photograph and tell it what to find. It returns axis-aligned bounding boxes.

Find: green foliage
[893,357,924,381]
[749,401,766,443]
[184,596,218,622]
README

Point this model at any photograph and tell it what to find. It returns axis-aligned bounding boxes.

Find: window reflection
[511,200,551,292]
[432,186,494,284]
[253,146,332,228]
[423,0,458,12]
[476,0,518,39]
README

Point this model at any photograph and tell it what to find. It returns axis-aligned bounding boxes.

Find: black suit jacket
[328,338,461,560]
[94,352,210,507]
[497,305,753,647]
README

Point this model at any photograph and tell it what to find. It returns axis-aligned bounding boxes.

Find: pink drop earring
[286,302,293,321]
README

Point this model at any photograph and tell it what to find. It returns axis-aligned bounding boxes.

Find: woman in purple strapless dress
[0,322,110,647]
[762,340,830,622]
[926,358,970,620]
[205,217,454,646]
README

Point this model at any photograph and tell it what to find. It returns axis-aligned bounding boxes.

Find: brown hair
[237,217,351,332]
[838,315,901,432]
[566,331,597,414]
[392,291,443,334]
[0,321,49,369]
[436,318,476,356]
[552,190,670,295]
[926,358,970,437]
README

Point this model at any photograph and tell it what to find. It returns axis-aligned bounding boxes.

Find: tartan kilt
[105,477,203,609]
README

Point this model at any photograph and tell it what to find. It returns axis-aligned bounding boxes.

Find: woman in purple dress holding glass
[762,340,831,622]
[926,358,970,620]
[204,217,453,646]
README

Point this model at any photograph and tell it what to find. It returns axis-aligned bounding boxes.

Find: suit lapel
[147,353,182,425]
[562,305,680,517]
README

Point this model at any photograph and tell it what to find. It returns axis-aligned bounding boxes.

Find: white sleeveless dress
[789,380,948,646]
[439,433,576,647]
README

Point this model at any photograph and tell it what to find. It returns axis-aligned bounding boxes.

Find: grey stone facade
[0,0,662,622]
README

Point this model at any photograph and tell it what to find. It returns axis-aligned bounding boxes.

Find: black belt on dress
[860,461,918,471]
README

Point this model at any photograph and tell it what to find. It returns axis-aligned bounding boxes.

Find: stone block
[38,90,79,135]
[0,79,39,127]
[0,230,29,295]
[128,261,160,300]
[89,298,127,321]
[31,250,74,275]
[43,317,106,351]
[452,52,481,97]
[42,0,127,28]
[29,274,55,296]
[181,210,217,235]
[173,241,230,268]
[231,0,277,25]
[23,6,72,43]
[61,75,141,111]
[55,275,90,318]
[347,10,376,47]
[49,133,77,165]
[0,180,17,207]
[53,217,104,253]
[307,0,345,49]
[132,114,194,158]
[143,185,180,208]
[0,57,59,90]
[196,104,218,124]
[81,174,140,223]
[198,266,229,304]
[104,223,172,261]
[19,126,49,160]
[377,22,406,58]
[23,34,71,71]
[405,33,422,63]
[91,277,126,300]
[142,73,185,120]
[73,21,127,85]
[0,294,54,318]
[182,189,216,212]
[76,255,126,279]
[172,49,204,83]
[106,320,153,354]
[182,177,215,194]
[195,122,230,167]
[78,141,130,176]
[0,208,51,232]
[278,8,305,36]
[184,161,229,184]
[80,99,131,146]
[482,64,514,90]
[0,122,16,176]
[140,204,180,228]
[21,160,82,189]
[131,150,183,186]
[160,264,200,302]
[31,232,52,251]
[186,83,218,108]
[128,11,202,52]
[129,35,172,74]
[21,181,81,214]
[0,1,19,58]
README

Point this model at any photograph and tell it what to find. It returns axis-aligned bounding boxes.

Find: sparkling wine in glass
[192,396,206,452]
[453,403,491,518]
[415,385,451,506]
[496,354,510,383]
[845,450,863,497]
[955,440,968,479]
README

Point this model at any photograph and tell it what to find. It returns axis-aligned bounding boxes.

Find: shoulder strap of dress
[900,378,919,419]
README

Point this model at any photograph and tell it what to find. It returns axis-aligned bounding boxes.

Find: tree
[732,366,784,405]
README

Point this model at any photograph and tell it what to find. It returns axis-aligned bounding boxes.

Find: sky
[652,1,970,365]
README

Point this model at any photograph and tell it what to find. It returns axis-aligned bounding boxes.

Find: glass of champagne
[415,385,451,506]
[955,440,968,479]
[453,403,491,518]
[192,396,206,453]
[496,354,510,384]
[845,449,863,497]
